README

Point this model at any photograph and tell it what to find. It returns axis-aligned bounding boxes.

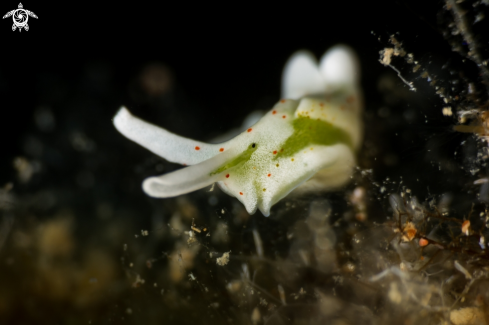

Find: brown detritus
[216,251,230,266]
[349,187,368,222]
[401,222,417,242]
[450,307,485,325]
[381,48,395,66]
[462,220,471,236]
[389,192,489,261]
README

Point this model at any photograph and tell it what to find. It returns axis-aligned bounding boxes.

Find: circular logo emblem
[2,3,38,32]
[13,9,27,28]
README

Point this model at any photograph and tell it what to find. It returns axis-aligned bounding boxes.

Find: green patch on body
[274,117,353,159]
[210,143,257,176]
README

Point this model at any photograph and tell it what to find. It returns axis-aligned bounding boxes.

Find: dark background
[0,0,450,177]
[1,1,489,324]
[3,0,484,205]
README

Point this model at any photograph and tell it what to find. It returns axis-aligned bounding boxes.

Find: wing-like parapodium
[113,107,224,165]
[319,45,360,88]
[281,51,325,100]
[142,146,241,198]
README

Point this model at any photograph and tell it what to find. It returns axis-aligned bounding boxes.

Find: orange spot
[276,164,279,167]
[239,192,243,195]
[419,238,429,247]
[219,148,224,152]
[346,95,355,103]
[267,174,271,177]
[340,105,345,110]
[280,99,286,103]
[247,128,252,132]
[183,163,187,166]
[273,150,277,155]
[319,102,324,107]
[225,174,229,178]
[291,158,294,161]
[195,146,200,150]
[272,110,277,115]
[282,115,286,119]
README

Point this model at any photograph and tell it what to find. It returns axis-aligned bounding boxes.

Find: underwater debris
[216,251,230,266]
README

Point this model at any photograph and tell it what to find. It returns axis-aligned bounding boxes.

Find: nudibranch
[113,45,362,216]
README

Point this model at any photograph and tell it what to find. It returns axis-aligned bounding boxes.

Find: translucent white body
[114,45,362,216]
